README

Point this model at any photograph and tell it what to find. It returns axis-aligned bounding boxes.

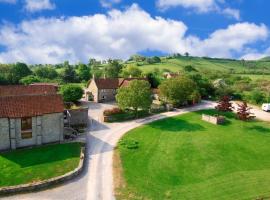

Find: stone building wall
[0,113,64,151]
[0,118,10,151]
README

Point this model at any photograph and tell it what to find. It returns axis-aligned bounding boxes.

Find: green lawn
[116,110,270,200]
[0,143,81,187]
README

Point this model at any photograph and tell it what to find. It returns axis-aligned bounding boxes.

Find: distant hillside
[125,56,270,75]
[260,56,270,61]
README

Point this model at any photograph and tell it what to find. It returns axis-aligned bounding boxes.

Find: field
[126,56,270,75]
[0,143,81,187]
[115,110,270,200]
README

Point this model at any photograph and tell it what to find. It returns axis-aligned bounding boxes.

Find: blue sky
[0,0,269,64]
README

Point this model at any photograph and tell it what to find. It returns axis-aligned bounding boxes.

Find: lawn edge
[0,142,86,196]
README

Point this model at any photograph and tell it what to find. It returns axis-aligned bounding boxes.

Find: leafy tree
[237,102,254,121]
[146,56,161,64]
[8,62,32,84]
[77,63,91,81]
[121,65,142,78]
[159,76,197,106]
[20,75,41,85]
[60,84,83,103]
[34,66,58,79]
[190,90,201,104]
[61,61,78,83]
[116,80,152,117]
[184,65,197,72]
[104,60,123,78]
[92,66,103,78]
[249,90,265,105]
[184,52,189,57]
[215,96,233,112]
[146,72,160,88]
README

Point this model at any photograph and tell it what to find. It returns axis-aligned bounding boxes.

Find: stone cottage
[0,85,64,151]
[85,78,148,103]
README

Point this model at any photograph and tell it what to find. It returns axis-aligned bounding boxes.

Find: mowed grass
[0,143,81,187]
[116,110,270,200]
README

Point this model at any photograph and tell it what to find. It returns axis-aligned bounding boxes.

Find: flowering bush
[103,107,123,116]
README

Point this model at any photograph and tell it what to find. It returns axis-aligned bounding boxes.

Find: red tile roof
[94,78,119,89]
[92,78,149,89]
[0,95,64,118]
[0,85,57,97]
[118,78,148,87]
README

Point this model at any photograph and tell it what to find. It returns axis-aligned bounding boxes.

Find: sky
[0,0,269,64]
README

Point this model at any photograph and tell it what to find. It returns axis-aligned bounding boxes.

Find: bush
[103,107,123,116]
[60,84,83,103]
[119,139,139,149]
[150,104,166,113]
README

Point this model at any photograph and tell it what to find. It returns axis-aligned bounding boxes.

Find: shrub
[103,107,123,116]
[60,84,83,103]
[150,104,166,113]
[119,139,139,149]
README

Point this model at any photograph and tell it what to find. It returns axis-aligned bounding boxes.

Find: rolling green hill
[125,56,270,75]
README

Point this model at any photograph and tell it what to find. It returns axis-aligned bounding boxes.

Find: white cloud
[241,48,270,60]
[157,0,217,12]
[24,0,55,12]
[221,8,240,20]
[0,0,16,4]
[100,0,121,8]
[0,4,268,64]
[157,0,241,20]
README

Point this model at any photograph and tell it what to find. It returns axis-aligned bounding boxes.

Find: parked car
[262,103,270,112]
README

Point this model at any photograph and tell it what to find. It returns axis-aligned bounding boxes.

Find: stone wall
[0,118,10,151]
[86,80,98,102]
[67,108,89,127]
[202,114,225,125]
[41,113,63,144]
[0,112,64,151]
[98,89,116,102]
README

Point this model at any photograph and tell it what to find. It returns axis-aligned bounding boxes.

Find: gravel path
[5,100,269,200]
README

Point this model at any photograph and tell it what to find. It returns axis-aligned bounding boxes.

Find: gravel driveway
[4,100,269,200]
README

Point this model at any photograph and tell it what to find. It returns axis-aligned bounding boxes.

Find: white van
[262,103,270,112]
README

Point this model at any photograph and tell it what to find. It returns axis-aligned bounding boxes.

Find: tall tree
[61,61,77,83]
[116,80,152,118]
[34,66,58,79]
[104,59,123,78]
[8,62,32,84]
[159,76,197,106]
[77,63,91,81]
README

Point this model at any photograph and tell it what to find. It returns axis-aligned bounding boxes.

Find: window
[21,117,32,139]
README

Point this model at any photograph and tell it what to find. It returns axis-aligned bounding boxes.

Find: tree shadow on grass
[249,125,270,134]
[148,118,205,132]
[0,143,81,168]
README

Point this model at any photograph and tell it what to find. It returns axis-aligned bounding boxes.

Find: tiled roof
[0,85,57,97]
[118,78,148,87]
[93,78,149,89]
[94,78,120,89]
[0,95,64,118]
[30,83,59,87]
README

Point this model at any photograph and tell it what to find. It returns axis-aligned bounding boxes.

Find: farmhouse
[0,85,64,151]
[85,78,148,102]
